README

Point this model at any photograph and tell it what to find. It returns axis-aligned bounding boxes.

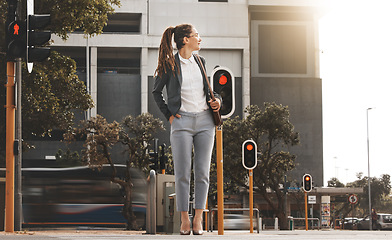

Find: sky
[319,0,392,186]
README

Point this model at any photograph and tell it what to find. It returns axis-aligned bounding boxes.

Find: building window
[251,21,312,77]
[51,47,87,71]
[97,48,140,74]
[103,13,141,33]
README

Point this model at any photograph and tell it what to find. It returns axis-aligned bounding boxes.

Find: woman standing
[152,24,221,235]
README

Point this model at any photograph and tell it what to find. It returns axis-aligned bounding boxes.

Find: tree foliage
[35,0,121,40]
[23,52,93,137]
[327,174,391,218]
[120,114,166,173]
[347,173,391,215]
[0,0,121,164]
[64,113,164,230]
[0,0,121,41]
[0,51,93,165]
[64,115,120,167]
[222,103,300,229]
[55,148,82,167]
[328,177,345,188]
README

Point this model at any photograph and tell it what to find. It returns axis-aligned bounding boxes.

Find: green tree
[0,0,121,164]
[347,173,391,215]
[55,148,82,167]
[325,177,352,220]
[223,103,300,229]
[328,177,345,187]
[119,113,166,174]
[65,113,164,230]
[0,51,93,165]
[0,0,121,41]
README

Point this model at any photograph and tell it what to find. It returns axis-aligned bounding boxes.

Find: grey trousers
[170,110,215,212]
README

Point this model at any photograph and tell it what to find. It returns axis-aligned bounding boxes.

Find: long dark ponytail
[155,24,193,77]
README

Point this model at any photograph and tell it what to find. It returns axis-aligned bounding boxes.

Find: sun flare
[320,0,392,185]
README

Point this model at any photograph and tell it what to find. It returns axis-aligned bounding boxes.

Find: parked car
[342,217,358,230]
[223,214,257,230]
[355,213,392,230]
[355,215,369,230]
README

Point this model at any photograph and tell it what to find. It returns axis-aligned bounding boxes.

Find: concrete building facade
[24,0,325,186]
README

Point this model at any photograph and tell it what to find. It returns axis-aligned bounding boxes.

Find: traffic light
[242,140,257,170]
[303,174,313,192]
[159,144,168,172]
[211,66,235,119]
[6,20,26,60]
[6,0,26,61]
[27,14,51,62]
[149,139,159,171]
[149,150,158,171]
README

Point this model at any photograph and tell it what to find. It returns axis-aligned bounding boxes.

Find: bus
[2,165,147,228]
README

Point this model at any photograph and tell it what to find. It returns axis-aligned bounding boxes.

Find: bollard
[288,216,294,230]
[274,217,279,230]
[258,217,262,232]
[146,170,156,234]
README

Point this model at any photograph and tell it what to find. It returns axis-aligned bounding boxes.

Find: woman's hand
[208,99,221,112]
[169,114,181,124]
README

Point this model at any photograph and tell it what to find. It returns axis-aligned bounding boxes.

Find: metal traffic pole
[5,61,16,233]
[216,125,224,235]
[14,0,23,230]
[249,169,253,233]
[305,192,308,231]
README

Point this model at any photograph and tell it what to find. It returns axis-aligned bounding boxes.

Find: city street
[1,229,392,240]
[2,0,392,239]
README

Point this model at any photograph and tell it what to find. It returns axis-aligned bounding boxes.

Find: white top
[178,54,209,113]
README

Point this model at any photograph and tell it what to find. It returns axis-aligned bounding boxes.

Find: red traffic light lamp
[246,143,253,151]
[219,75,227,85]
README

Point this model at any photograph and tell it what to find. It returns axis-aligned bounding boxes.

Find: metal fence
[288,217,320,230]
[208,208,260,233]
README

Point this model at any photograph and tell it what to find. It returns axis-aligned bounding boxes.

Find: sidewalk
[2,228,270,239]
[2,228,392,240]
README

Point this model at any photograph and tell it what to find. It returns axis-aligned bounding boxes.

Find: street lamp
[366,107,373,230]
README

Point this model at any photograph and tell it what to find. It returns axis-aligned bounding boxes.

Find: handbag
[195,55,223,126]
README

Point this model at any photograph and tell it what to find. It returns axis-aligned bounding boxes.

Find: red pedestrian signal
[6,20,26,60]
[13,23,19,35]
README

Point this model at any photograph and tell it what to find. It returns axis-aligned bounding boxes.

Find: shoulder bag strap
[195,54,216,101]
